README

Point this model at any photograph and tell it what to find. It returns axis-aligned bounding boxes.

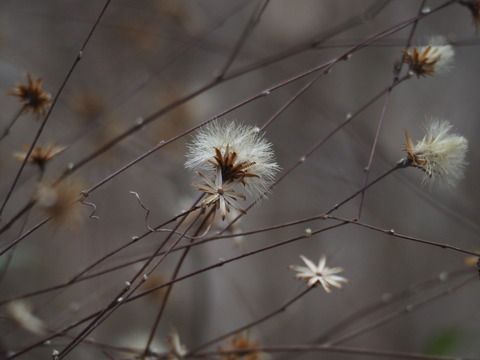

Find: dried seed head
[402,36,454,77]
[8,73,52,117]
[185,120,280,197]
[186,120,280,219]
[402,119,468,188]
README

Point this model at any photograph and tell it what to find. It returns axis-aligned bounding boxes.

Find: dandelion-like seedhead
[402,36,454,77]
[290,255,349,292]
[402,119,468,188]
[8,73,52,117]
[185,120,279,219]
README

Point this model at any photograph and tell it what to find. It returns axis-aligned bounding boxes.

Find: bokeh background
[0,0,479,359]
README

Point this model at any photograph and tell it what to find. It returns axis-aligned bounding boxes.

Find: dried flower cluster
[290,255,349,292]
[9,73,52,117]
[402,119,468,188]
[402,37,454,77]
[185,121,279,219]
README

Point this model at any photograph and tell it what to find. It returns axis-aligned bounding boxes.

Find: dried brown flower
[13,143,65,170]
[219,333,265,360]
[9,73,52,117]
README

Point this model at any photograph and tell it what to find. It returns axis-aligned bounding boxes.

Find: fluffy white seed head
[185,120,280,197]
[403,119,468,188]
[403,36,454,77]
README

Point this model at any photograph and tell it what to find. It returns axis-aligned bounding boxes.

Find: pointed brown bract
[211,145,259,185]
[192,172,246,220]
[402,46,440,77]
[9,73,52,117]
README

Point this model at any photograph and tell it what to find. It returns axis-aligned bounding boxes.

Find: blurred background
[0,0,479,359]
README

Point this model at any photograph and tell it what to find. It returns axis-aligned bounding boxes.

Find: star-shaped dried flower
[192,171,246,220]
[9,73,52,117]
[290,255,349,292]
[402,37,454,77]
[219,333,265,360]
[13,143,65,170]
[402,119,468,188]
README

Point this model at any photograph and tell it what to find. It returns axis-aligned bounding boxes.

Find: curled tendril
[80,190,99,220]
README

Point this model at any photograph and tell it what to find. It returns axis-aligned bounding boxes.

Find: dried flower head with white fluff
[290,255,349,292]
[401,119,468,188]
[185,120,279,219]
[402,36,454,77]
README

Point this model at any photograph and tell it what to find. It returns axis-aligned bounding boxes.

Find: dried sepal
[192,172,246,220]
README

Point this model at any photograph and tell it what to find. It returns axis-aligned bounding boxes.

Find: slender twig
[0,0,450,241]
[315,268,472,343]
[357,0,427,218]
[142,207,216,358]
[188,287,313,356]
[326,275,476,346]
[0,106,25,142]
[0,0,113,219]
[216,0,271,80]
[326,215,480,257]
[57,199,204,359]
[196,343,479,360]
